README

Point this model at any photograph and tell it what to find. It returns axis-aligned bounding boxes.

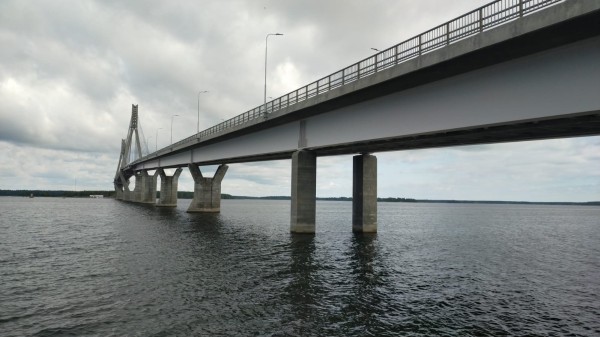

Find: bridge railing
[133,0,563,165]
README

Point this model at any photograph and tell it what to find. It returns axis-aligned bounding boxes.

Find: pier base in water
[156,168,182,207]
[187,164,228,213]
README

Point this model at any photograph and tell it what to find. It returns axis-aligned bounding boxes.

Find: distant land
[1,190,599,206]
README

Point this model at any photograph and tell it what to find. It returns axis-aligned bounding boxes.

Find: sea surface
[1,197,599,336]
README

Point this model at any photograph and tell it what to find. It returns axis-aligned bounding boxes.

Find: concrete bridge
[114,0,600,234]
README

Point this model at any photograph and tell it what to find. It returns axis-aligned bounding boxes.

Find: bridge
[114,0,600,234]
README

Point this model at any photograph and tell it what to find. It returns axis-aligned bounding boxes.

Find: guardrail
[132,0,563,166]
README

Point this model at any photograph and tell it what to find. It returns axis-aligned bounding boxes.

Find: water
[1,197,599,336]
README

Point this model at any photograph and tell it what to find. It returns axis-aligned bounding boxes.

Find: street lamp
[155,128,162,152]
[371,48,380,52]
[197,90,208,133]
[170,115,179,144]
[264,33,283,118]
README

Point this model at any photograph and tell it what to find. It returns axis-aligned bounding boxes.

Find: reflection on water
[1,198,599,336]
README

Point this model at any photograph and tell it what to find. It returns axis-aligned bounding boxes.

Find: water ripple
[1,198,599,336]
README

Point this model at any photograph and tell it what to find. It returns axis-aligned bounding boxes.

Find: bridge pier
[132,172,144,202]
[187,164,228,213]
[119,173,133,201]
[352,154,377,233]
[138,170,158,204]
[114,183,124,200]
[290,150,316,234]
[123,185,132,201]
[156,168,182,207]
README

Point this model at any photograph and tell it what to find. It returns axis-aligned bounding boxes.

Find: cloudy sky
[0,0,598,202]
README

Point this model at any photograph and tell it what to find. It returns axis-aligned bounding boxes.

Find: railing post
[374,56,378,73]
[519,0,524,17]
[446,22,450,45]
[418,35,422,55]
[479,8,484,32]
[357,62,361,79]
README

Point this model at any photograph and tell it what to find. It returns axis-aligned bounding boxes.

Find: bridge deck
[126,0,600,171]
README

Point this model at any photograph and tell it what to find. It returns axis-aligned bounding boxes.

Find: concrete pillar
[114,183,123,200]
[352,154,377,233]
[120,173,132,201]
[187,164,228,213]
[290,150,317,234]
[139,170,158,204]
[132,172,143,202]
[156,168,182,207]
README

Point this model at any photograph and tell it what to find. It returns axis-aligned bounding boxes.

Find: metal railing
[134,0,563,165]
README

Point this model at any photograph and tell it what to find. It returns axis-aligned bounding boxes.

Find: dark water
[1,197,599,336]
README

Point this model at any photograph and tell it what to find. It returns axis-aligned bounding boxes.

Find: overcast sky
[1,0,598,202]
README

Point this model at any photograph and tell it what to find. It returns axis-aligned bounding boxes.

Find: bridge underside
[166,111,597,166]
[313,112,600,157]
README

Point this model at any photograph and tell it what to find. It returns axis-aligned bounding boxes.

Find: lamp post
[197,90,208,133]
[155,128,162,152]
[170,115,179,144]
[264,33,283,118]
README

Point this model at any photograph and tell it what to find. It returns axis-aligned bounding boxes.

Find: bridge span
[114,0,600,234]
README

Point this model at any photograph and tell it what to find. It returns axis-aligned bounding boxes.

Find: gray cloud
[0,0,597,201]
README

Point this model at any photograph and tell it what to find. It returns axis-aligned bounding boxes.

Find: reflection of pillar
[347,233,382,320]
[353,154,377,233]
[285,235,319,328]
[290,150,316,234]
[156,168,182,207]
[187,164,228,213]
[139,170,158,204]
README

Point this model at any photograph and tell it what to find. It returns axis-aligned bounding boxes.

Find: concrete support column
[120,173,132,201]
[139,170,158,204]
[187,164,228,213]
[132,172,144,202]
[123,185,132,201]
[290,150,317,234]
[156,168,182,207]
[352,154,377,233]
[114,183,123,200]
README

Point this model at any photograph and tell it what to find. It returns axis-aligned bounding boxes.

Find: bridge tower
[114,105,145,200]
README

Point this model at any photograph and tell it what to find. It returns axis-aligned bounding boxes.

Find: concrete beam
[156,168,182,207]
[290,150,316,234]
[352,154,377,233]
[187,164,228,213]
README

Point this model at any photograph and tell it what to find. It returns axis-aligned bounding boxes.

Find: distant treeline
[416,199,600,206]
[0,190,115,198]
[1,190,598,206]
[220,194,417,202]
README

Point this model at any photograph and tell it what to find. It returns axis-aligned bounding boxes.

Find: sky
[0,0,598,202]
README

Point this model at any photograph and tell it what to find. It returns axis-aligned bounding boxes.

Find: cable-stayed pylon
[114,104,143,193]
